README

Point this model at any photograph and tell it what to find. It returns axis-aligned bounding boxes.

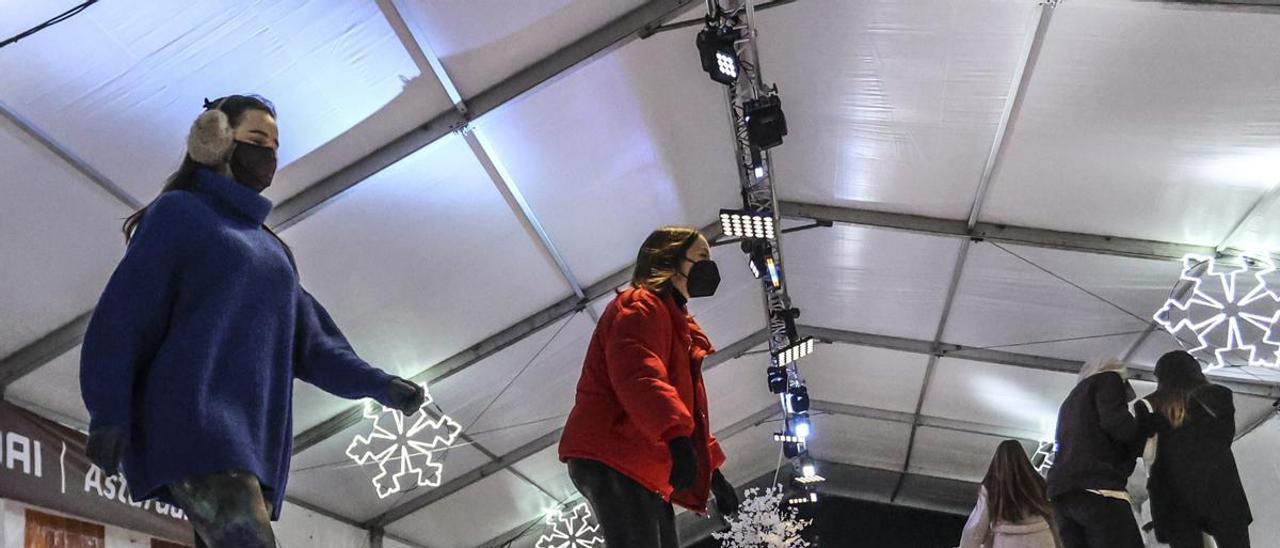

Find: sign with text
[0,400,192,543]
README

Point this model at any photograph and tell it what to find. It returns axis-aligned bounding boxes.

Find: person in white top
[959,440,1064,548]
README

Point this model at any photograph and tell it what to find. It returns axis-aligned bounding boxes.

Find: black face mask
[680,259,721,298]
[229,140,277,192]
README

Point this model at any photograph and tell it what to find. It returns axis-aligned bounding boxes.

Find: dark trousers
[568,459,678,548]
[1052,491,1143,548]
[168,470,277,548]
[1165,524,1251,548]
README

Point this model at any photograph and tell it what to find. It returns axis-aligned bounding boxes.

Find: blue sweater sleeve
[293,288,395,403]
[80,193,190,432]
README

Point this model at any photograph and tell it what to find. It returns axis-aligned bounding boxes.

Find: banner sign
[0,400,192,543]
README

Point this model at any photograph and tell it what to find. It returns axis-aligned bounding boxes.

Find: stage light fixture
[787,493,818,505]
[792,413,811,440]
[783,441,802,459]
[697,25,739,85]
[744,94,788,150]
[774,432,803,443]
[773,337,816,367]
[767,365,788,394]
[720,209,776,240]
[787,386,810,414]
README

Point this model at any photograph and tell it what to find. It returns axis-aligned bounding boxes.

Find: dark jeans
[1052,491,1143,548]
[1165,524,1251,548]
[168,470,276,548]
[568,459,678,548]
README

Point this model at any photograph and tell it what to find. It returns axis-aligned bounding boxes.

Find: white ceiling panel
[5,346,88,428]
[470,25,742,285]
[1225,192,1280,254]
[0,117,130,358]
[430,313,593,456]
[704,348,776,433]
[908,427,1036,483]
[760,0,1038,218]
[689,254,769,349]
[387,469,557,548]
[786,225,963,341]
[0,0,444,203]
[509,444,578,504]
[806,414,911,473]
[981,0,1280,245]
[923,357,1075,439]
[398,0,647,99]
[288,418,491,523]
[715,421,788,488]
[282,134,570,432]
[944,242,1166,361]
[802,343,931,414]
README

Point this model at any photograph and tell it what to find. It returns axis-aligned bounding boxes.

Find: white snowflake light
[1154,254,1280,368]
[714,484,812,548]
[344,385,462,499]
[536,503,603,548]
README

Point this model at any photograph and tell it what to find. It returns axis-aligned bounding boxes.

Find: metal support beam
[810,400,1042,443]
[0,101,142,210]
[463,130,593,310]
[282,496,427,548]
[803,324,1280,398]
[0,311,91,393]
[266,0,698,231]
[890,2,1056,500]
[778,201,1264,263]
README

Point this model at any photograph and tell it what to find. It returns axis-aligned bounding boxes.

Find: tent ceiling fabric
[0,0,447,205]
[6,0,1280,545]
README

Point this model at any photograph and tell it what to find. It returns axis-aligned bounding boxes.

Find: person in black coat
[1136,350,1252,548]
[1046,358,1145,548]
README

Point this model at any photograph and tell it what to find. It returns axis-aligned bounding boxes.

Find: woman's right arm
[958,487,991,548]
[80,194,191,433]
[603,294,694,444]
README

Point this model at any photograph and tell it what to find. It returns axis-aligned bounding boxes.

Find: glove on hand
[386,378,425,415]
[86,425,127,476]
[668,436,698,491]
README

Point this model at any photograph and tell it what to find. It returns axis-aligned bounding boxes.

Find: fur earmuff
[187,108,234,166]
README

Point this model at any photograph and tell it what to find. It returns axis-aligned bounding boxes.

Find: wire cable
[0,0,100,50]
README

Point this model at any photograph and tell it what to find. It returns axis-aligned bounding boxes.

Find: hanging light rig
[700,0,820,501]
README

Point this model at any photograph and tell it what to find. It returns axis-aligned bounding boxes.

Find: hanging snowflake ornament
[713,484,812,548]
[536,502,603,548]
[345,384,462,498]
[1154,254,1280,368]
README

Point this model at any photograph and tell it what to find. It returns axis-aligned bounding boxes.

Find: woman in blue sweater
[80,95,425,548]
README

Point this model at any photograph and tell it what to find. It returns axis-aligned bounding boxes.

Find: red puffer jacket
[559,287,727,513]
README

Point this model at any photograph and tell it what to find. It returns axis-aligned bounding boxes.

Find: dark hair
[630,226,703,293]
[982,440,1053,524]
[122,94,277,242]
[1152,350,1209,428]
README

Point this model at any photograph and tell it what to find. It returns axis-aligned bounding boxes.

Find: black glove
[386,378,425,415]
[86,425,127,476]
[711,469,740,516]
[668,436,698,491]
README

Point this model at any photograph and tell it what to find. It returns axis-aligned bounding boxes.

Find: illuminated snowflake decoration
[345,385,462,499]
[713,485,811,548]
[1032,440,1056,477]
[1154,254,1280,368]
[537,503,603,548]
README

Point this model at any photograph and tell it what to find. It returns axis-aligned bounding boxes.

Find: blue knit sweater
[80,168,396,519]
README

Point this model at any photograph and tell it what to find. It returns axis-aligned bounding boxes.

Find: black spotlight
[744,94,788,150]
[788,386,810,414]
[697,24,739,85]
[767,365,788,394]
[783,440,802,459]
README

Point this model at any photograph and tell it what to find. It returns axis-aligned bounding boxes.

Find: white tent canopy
[4,1,1280,546]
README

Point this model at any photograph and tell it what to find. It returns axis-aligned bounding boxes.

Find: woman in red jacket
[560,226,739,547]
